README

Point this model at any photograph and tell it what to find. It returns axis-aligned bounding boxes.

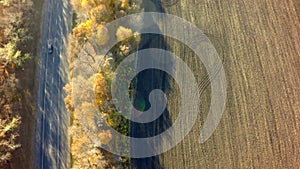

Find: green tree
[5,12,32,45]
[0,42,30,67]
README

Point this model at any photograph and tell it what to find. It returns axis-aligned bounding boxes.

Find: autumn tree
[0,0,19,6]
[72,19,94,43]
[0,6,32,67]
[89,4,110,23]
[66,0,143,168]
[0,42,30,67]
[94,24,109,46]
[0,0,33,167]
[0,73,21,166]
[4,12,32,45]
[0,116,21,165]
[63,83,74,112]
[93,73,110,108]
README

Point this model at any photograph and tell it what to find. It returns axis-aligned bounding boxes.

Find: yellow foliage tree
[95,24,109,45]
[72,19,94,42]
[120,0,129,9]
[116,26,132,42]
[89,4,110,23]
[80,0,89,8]
[93,73,110,108]
[81,0,108,9]
[63,84,74,112]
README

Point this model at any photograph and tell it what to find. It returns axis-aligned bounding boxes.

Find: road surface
[34,0,72,168]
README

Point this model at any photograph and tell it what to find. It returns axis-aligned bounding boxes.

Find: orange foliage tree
[72,19,93,43]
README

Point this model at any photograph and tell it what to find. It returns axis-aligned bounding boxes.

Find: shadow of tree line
[130,0,176,168]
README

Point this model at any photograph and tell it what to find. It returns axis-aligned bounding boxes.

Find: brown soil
[158,0,300,168]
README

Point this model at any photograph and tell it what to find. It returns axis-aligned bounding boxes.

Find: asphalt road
[34,0,72,168]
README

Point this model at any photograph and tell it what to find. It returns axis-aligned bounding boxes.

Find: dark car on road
[48,40,53,54]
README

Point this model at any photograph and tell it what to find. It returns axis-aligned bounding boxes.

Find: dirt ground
[157,0,300,168]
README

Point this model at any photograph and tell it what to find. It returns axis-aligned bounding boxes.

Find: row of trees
[65,0,142,168]
[0,0,33,166]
